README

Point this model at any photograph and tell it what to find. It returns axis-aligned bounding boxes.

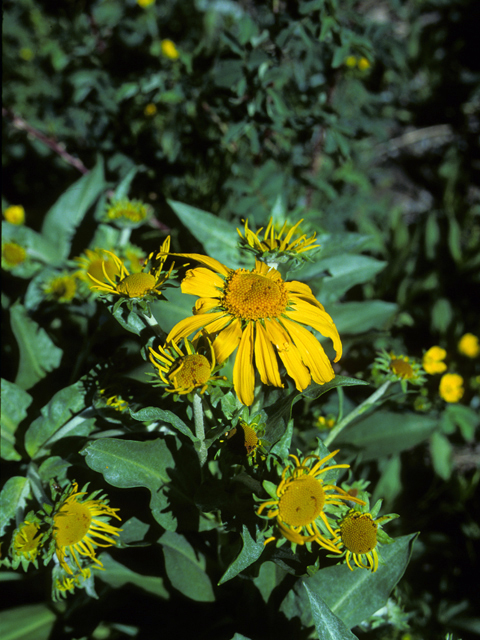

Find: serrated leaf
[0,476,30,537]
[303,582,358,640]
[0,604,56,640]
[218,524,265,585]
[83,437,199,531]
[1,379,32,460]
[97,552,169,599]
[41,158,105,261]
[10,302,63,390]
[159,530,215,602]
[129,407,198,442]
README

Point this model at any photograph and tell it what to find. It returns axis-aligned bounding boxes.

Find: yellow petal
[264,319,311,391]
[233,322,255,406]
[167,312,224,343]
[285,299,342,361]
[281,318,334,383]
[285,280,324,309]
[161,253,231,277]
[182,267,224,298]
[214,318,242,363]
[254,321,283,387]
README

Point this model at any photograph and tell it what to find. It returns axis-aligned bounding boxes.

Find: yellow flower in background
[161,39,179,60]
[88,237,173,299]
[357,57,371,71]
[75,248,121,284]
[257,451,365,549]
[144,103,158,117]
[458,333,479,358]
[53,482,121,575]
[44,273,78,303]
[423,346,447,374]
[221,419,268,463]
[439,373,464,403]
[373,350,425,387]
[19,47,34,61]
[3,205,25,225]
[12,521,43,564]
[163,253,342,406]
[137,0,155,7]
[2,242,27,268]
[316,415,336,430]
[100,389,129,412]
[345,55,357,68]
[105,198,152,226]
[237,218,320,258]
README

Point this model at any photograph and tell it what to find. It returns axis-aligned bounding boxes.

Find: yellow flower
[12,521,43,564]
[237,218,320,259]
[137,0,155,7]
[256,451,365,550]
[439,373,464,403]
[2,241,27,268]
[423,346,447,374]
[161,39,179,60]
[458,333,479,358]
[221,419,267,463]
[44,273,77,303]
[334,511,380,571]
[105,198,152,226]
[373,350,425,387]
[144,103,157,117]
[345,55,357,68]
[164,254,342,406]
[316,415,336,430]
[53,482,121,575]
[100,389,129,412]
[75,248,121,284]
[19,48,35,61]
[88,237,173,299]
[357,57,371,71]
[389,355,415,379]
[3,205,25,225]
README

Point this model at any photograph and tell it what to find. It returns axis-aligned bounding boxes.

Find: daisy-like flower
[256,450,365,550]
[53,566,92,601]
[3,205,25,225]
[161,39,179,59]
[149,335,225,395]
[373,350,425,390]
[332,503,398,572]
[163,254,341,406]
[237,218,320,264]
[104,198,152,228]
[439,373,464,403]
[423,346,447,374]
[11,521,44,569]
[2,241,27,269]
[458,333,479,358]
[88,237,173,299]
[75,248,121,284]
[43,273,78,303]
[53,482,121,575]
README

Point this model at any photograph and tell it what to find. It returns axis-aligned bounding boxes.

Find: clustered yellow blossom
[237,217,320,260]
[345,55,371,70]
[105,198,152,226]
[423,346,447,374]
[458,333,479,358]
[43,273,78,303]
[3,205,25,224]
[439,373,464,403]
[2,241,27,268]
[144,103,158,116]
[161,39,179,60]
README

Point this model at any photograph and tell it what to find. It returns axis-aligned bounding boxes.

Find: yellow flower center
[390,359,414,379]
[47,277,77,302]
[222,271,288,321]
[278,476,325,527]
[88,258,119,283]
[226,423,259,455]
[168,354,211,390]
[340,513,377,554]
[116,272,156,297]
[54,501,92,547]
[2,242,26,265]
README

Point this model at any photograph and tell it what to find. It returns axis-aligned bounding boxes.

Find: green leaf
[316,254,387,304]
[159,530,215,602]
[303,582,358,640]
[150,287,195,335]
[0,604,56,640]
[24,380,95,459]
[328,301,398,335]
[111,303,149,336]
[430,431,453,480]
[444,404,479,442]
[112,166,138,200]
[10,302,63,390]
[1,379,32,460]
[167,200,243,268]
[82,437,199,531]
[335,411,437,461]
[97,552,169,599]
[301,376,369,400]
[218,524,265,585]
[117,517,150,545]
[129,407,198,443]
[0,476,30,536]
[41,158,105,261]
[253,560,288,604]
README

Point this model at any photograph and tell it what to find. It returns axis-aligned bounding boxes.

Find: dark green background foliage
[2,0,479,639]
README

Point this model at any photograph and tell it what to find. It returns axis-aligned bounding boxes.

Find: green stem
[142,311,166,340]
[193,393,208,467]
[324,380,392,448]
[337,386,345,424]
[119,227,132,247]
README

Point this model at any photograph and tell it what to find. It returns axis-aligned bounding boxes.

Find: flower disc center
[89,258,119,282]
[54,501,92,547]
[117,272,156,297]
[278,476,325,527]
[169,354,211,390]
[340,513,377,554]
[390,359,413,379]
[223,271,288,321]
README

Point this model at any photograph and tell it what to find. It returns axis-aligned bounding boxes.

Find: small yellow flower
[316,415,336,430]
[357,57,371,71]
[44,273,78,303]
[163,253,342,406]
[374,350,425,386]
[439,373,464,403]
[75,248,121,284]
[88,237,173,299]
[345,55,357,68]
[389,355,415,380]
[12,521,43,564]
[137,0,155,7]
[53,482,121,575]
[423,346,447,374]
[256,451,365,550]
[144,103,158,117]
[458,333,479,358]
[105,198,152,227]
[3,205,25,225]
[100,389,129,412]
[2,242,27,269]
[19,48,34,61]
[161,39,179,60]
[333,510,390,572]
[221,419,267,463]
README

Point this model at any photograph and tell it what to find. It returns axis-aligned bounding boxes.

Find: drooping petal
[212,317,243,363]
[233,322,255,406]
[264,319,311,391]
[182,267,225,298]
[167,312,224,343]
[160,253,231,277]
[285,298,342,361]
[281,318,334,384]
[194,297,222,314]
[254,321,283,387]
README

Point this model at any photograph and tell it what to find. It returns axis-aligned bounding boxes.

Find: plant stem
[119,227,131,247]
[142,311,166,340]
[324,380,392,448]
[193,393,208,467]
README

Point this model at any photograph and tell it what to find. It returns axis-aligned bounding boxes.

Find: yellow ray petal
[281,318,335,384]
[233,322,255,406]
[167,312,224,343]
[182,267,225,297]
[285,300,342,361]
[159,252,231,277]
[212,318,243,362]
[264,319,311,391]
[254,321,283,387]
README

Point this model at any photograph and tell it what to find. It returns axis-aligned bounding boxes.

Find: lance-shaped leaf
[97,552,169,599]
[304,582,358,640]
[0,476,30,537]
[129,407,198,443]
[0,603,56,640]
[1,379,32,460]
[218,524,265,585]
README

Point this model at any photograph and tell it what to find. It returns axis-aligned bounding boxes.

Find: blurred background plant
[2,0,479,639]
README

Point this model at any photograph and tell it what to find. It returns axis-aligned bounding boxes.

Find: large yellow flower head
[423,346,447,374]
[256,450,364,551]
[53,482,121,575]
[439,373,464,403]
[88,237,173,299]
[163,254,341,406]
[458,333,479,358]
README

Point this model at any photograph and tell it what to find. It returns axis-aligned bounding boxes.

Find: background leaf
[0,476,30,536]
[218,524,265,585]
[303,582,358,640]
[1,379,32,460]
[0,604,56,640]
[97,552,169,599]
